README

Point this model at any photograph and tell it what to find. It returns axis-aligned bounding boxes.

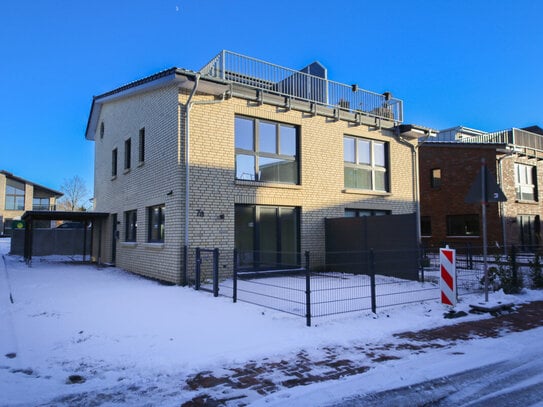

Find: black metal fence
[188,246,537,326]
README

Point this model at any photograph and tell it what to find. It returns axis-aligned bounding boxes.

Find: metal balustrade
[201,50,403,123]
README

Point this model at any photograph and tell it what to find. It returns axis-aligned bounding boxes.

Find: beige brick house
[85,50,428,284]
[0,170,63,236]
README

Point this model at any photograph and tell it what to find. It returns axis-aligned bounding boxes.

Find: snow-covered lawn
[1,237,542,406]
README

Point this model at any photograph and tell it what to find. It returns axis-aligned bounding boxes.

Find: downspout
[181,74,227,249]
[397,132,431,246]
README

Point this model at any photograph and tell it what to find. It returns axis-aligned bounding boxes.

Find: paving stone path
[181,301,543,406]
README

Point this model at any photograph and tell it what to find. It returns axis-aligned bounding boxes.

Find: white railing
[201,50,403,123]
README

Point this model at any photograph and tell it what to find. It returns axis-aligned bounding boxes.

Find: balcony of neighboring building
[200,50,403,123]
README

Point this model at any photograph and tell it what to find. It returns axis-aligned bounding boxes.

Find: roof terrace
[200,50,403,123]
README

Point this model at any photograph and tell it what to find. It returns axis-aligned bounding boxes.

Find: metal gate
[194,247,220,297]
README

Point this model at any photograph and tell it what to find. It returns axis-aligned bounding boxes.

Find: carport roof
[21,211,110,222]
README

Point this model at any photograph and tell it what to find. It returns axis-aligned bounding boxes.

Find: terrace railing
[461,128,543,153]
[201,50,403,123]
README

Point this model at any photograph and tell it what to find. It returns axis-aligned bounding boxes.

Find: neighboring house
[419,126,543,251]
[0,170,63,236]
[85,50,430,284]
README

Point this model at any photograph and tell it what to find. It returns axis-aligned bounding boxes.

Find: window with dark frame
[124,210,137,242]
[235,116,299,184]
[344,208,391,217]
[5,179,25,210]
[139,128,145,163]
[446,214,479,236]
[124,138,131,170]
[343,136,389,191]
[421,216,432,236]
[148,204,165,243]
[112,148,118,177]
[431,168,442,188]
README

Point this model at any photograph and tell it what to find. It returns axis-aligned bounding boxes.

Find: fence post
[182,245,188,286]
[195,247,201,291]
[305,251,311,327]
[511,244,518,288]
[467,243,473,270]
[370,249,377,314]
[233,249,238,303]
[419,245,425,283]
[213,248,220,297]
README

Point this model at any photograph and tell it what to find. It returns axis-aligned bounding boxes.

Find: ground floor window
[235,204,300,269]
[124,210,137,242]
[518,214,541,251]
[421,216,432,236]
[344,208,390,217]
[446,214,479,237]
[148,204,165,243]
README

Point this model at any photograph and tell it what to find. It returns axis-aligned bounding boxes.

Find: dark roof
[1,170,63,197]
[21,211,109,222]
[522,125,543,136]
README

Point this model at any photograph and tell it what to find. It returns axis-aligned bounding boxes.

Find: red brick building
[419,126,543,252]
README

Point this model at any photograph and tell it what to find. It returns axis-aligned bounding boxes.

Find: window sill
[235,180,302,190]
[144,242,164,250]
[515,199,539,205]
[120,242,137,248]
[445,235,480,239]
[342,188,391,196]
[123,168,131,174]
[111,175,117,181]
[138,161,145,168]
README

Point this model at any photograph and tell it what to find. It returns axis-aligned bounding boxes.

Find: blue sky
[1,0,542,193]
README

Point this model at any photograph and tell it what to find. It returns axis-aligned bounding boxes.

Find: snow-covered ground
[1,237,542,406]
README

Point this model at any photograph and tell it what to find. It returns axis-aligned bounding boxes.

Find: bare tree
[58,176,90,211]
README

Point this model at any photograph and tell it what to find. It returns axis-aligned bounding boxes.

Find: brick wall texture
[91,85,417,283]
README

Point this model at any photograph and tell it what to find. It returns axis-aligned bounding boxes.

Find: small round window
[100,122,105,139]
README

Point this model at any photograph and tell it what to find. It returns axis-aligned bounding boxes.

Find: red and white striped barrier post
[439,246,456,306]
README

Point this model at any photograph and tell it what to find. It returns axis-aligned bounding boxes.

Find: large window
[446,214,479,236]
[124,210,137,242]
[344,136,389,191]
[5,179,25,210]
[148,204,165,243]
[235,116,298,184]
[515,163,537,201]
[33,197,50,211]
[235,204,300,269]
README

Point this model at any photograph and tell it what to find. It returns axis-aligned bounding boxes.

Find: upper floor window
[124,138,131,170]
[344,136,389,191]
[431,168,442,188]
[33,196,50,211]
[5,179,25,210]
[112,148,118,177]
[124,209,137,242]
[139,128,145,163]
[446,214,479,237]
[235,116,299,184]
[148,204,165,243]
[515,163,537,201]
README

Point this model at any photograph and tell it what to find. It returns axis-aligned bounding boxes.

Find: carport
[21,211,109,263]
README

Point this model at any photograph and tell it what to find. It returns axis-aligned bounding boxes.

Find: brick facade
[419,143,543,251]
[89,74,417,284]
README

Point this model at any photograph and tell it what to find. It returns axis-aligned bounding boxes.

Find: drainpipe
[181,74,227,249]
[497,152,512,254]
[397,132,432,246]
